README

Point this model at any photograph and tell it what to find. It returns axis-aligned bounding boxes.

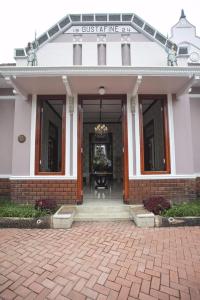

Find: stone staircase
[52,203,155,228]
[74,204,130,221]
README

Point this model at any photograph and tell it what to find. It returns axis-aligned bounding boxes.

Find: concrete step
[76,205,130,213]
[74,204,131,221]
[74,213,130,221]
[51,204,156,227]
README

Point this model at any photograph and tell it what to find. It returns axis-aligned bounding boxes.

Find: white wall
[37,43,73,66]
[82,43,97,65]
[131,42,167,66]
[12,96,32,175]
[106,43,122,66]
[173,94,194,174]
[16,34,168,67]
[0,100,14,175]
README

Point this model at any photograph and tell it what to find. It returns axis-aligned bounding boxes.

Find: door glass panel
[141,99,166,171]
[40,99,64,172]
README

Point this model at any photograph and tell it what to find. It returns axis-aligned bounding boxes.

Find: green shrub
[0,200,50,218]
[161,200,200,217]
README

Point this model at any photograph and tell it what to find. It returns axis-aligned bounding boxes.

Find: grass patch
[0,200,51,218]
[161,200,200,217]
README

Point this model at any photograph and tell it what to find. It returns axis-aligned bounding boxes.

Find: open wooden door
[122,97,129,203]
[77,94,129,205]
[77,100,83,204]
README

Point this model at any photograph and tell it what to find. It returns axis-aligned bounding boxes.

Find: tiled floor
[83,181,123,205]
[0,222,200,299]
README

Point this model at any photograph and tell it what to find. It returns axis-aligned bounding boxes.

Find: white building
[0,11,200,205]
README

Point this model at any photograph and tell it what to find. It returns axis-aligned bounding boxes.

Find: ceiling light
[98,86,106,95]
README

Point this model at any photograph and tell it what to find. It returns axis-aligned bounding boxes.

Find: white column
[30,94,37,176]
[127,94,134,177]
[135,95,141,175]
[73,95,78,178]
[167,94,176,174]
[65,95,70,177]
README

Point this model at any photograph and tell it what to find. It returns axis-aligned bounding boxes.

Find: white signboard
[65,25,136,34]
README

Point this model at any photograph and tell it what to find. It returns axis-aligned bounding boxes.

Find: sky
[0,0,199,63]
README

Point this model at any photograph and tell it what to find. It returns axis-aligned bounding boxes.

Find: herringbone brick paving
[0,222,200,299]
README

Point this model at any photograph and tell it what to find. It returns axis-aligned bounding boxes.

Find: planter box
[155,215,200,227]
[130,205,155,227]
[52,205,76,229]
[0,215,52,228]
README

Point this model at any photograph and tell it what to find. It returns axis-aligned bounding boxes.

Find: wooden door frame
[138,94,171,174]
[77,94,129,204]
[35,95,66,175]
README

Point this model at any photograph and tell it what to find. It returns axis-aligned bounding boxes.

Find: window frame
[35,95,66,175]
[178,46,188,55]
[139,94,171,174]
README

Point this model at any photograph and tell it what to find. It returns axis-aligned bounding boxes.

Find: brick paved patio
[0,222,200,299]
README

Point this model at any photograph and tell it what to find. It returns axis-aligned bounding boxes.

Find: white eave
[0,66,200,77]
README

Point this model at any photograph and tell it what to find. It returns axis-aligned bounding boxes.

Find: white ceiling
[0,74,196,96]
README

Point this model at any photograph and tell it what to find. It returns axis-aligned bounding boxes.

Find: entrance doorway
[77,95,129,204]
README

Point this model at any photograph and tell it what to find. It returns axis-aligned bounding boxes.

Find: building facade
[0,11,200,204]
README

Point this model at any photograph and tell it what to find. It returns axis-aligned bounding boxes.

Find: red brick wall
[0,178,10,198]
[1,177,199,205]
[10,180,77,205]
[129,179,197,204]
[196,177,200,197]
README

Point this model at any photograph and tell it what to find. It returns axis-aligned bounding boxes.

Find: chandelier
[94,123,108,136]
[94,92,108,136]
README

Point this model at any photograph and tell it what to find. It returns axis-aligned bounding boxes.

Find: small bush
[35,199,57,213]
[143,196,171,215]
[162,200,200,217]
[0,201,48,218]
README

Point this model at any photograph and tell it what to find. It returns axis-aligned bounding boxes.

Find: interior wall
[0,100,14,174]
[83,123,122,181]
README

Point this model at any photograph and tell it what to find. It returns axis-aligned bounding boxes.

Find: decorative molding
[9,176,77,180]
[0,96,15,100]
[62,75,72,96]
[1,174,197,180]
[68,96,74,113]
[4,76,28,101]
[131,75,143,96]
[1,66,200,77]
[189,94,200,98]
[131,75,142,113]
[129,174,197,180]
[14,13,175,57]
[2,173,200,180]
[176,75,200,98]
